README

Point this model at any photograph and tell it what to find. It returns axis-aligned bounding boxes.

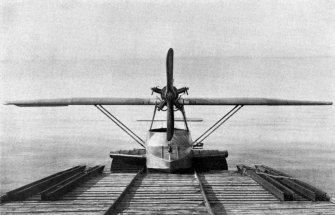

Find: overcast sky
[1,0,335,60]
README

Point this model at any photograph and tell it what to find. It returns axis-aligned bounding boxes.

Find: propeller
[166,48,174,141]
[150,48,190,141]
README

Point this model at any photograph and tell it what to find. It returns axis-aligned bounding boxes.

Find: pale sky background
[0,0,334,101]
[1,0,335,61]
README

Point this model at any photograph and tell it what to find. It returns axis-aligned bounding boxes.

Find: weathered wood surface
[1,169,334,214]
[255,164,331,201]
[0,172,137,214]
[4,166,86,201]
[104,169,144,214]
[42,165,105,201]
[237,164,293,201]
[194,171,215,215]
[113,172,209,214]
[200,170,335,215]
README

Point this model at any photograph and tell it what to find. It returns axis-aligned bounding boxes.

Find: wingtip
[322,101,333,105]
[3,101,21,106]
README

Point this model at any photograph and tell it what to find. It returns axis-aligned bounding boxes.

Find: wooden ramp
[1,166,335,214]
[113,173,209,214]
[199,170,335,215]
[0,172,137,214]
[199,171,278,214]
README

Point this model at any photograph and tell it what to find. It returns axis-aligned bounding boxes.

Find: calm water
[1,57,335,196]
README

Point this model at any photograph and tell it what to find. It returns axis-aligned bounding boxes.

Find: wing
[5,97,332,107]
[182,98,332,105]
[5,97,157,107]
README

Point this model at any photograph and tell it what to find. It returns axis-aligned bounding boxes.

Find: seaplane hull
[147,153,193,173]
[146,129,193,173]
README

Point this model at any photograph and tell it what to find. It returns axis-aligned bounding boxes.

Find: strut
[180,106,189,131]
[150,105,157,130]
[193,105,243,145]
[95,105,145,148]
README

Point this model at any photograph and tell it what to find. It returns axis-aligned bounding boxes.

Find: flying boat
[6,48,332,173]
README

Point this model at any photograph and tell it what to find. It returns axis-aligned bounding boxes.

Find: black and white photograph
[1,0,335,214]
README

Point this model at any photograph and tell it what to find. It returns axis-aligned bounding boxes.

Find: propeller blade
[166,48,174,91]
[166,48,175,141]
[166,100,174,141]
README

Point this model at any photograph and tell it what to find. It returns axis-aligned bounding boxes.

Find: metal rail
[255,165,330,201]
[104,168,145,215]
[41,165,105,201]
[194,105,243,144]
[237,164,292,201]
[95,105,145,148]
[238,164,331,202]
[6,166,86,201]
[194,170,216,215]
[257,164,330,200]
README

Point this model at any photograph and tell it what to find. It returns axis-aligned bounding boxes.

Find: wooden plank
[111,172,208,214]
[257,165,330,201]
[41,165,104,201]
[292,179,330,201]
[6,166,86,201]
[2,167,333,215]
[237,165,287,201]
[104,168,144,215]
[194,171,215,215]
[278,178,316,201]
[257,172,296,200]
[115,209,208,214]
[0,194,9,203]
[255,165,322,201]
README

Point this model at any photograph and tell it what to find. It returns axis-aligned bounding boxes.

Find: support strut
[95,105,145,148]
[180,106,189,131]
[193,105,243,145]
[150,105,157,130]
